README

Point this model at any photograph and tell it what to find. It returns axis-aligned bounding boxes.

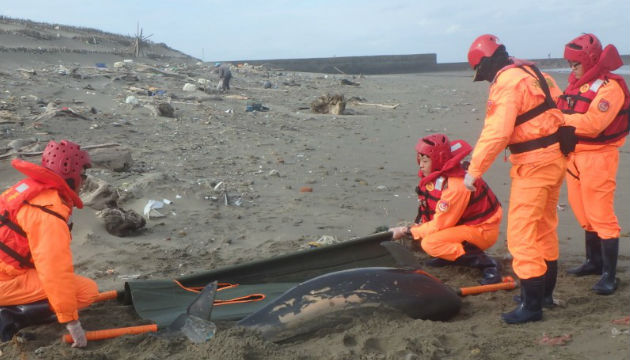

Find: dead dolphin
[236,267,461,341]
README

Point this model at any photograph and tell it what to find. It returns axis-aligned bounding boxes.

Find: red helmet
[415,134,452,172]
[564,33,602,72]
[41,140,91,190]
[468,34,502,69]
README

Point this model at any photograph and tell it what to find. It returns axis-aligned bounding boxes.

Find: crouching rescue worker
[466,34,568,324]
[0,140,98,347]
[558,33,629,295]
[390,133,503,285]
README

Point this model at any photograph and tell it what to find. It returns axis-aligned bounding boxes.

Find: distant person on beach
[389,133,503,285]
[214,62,232,92]
[557,33,629,295]
[465,34,569,324]
[0,140,98,347]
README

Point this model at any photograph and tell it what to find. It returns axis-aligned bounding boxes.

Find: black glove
[558,126,577,156]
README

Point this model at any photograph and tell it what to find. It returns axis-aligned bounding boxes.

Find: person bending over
[0,140,99,347]
[390,133,503,285]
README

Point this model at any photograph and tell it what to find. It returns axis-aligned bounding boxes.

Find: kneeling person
[390,134,503,285]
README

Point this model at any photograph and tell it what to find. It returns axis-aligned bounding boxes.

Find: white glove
[389,226,410,240]
[66,320,87,348]
[464,172,477,192]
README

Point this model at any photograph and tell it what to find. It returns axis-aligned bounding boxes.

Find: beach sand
[0,19,629,360]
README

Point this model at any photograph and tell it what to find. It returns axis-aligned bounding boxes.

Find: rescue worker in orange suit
[465,34,569,324]
[558,34,629,295]
[390,133,503,285]
[0,140,98,347]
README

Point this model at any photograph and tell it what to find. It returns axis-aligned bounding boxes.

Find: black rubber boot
[425,257,454,267]
[592,238,619,295]
[502,276,544,324]
[567,231,602,276]
[513,260,557,308]
[0,301,55,342]
[543,260,557,307]
[454,244,502,285]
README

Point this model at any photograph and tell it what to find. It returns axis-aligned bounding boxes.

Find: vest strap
[508,132,559,154]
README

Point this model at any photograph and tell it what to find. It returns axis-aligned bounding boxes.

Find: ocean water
[546,64,630,75]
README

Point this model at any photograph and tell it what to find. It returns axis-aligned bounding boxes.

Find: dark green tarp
[125,232,397,324]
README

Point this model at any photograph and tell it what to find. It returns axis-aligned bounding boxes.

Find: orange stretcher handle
[62,324,158,344]
[94,290,119,303]
[458,276,517,296]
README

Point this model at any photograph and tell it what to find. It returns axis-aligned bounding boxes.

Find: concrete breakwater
[230,54,630,75]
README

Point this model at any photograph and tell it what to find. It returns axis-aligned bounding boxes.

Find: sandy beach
[0,18,629,360]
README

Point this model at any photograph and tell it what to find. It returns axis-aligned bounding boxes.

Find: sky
[2,0,629,63]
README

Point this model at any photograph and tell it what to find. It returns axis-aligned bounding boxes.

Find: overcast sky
[2,0,629,63]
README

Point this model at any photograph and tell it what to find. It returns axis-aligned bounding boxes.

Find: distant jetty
[228,53,630,75]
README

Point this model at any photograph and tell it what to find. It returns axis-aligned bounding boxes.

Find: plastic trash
[125,96,139,105]
[143,200,166,219]
[95,63,107,68]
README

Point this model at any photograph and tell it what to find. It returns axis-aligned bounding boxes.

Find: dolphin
[236,266,461,342]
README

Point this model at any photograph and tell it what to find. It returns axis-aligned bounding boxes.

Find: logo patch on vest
[598,99,610,112]
[579,84,590,93]
[425,182,434,191]
[437,200,449,213]
[15,183,29,193]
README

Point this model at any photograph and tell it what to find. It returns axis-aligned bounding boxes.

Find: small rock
[182,83,197,92]
[158,103,175,117]
[125,96,138,105]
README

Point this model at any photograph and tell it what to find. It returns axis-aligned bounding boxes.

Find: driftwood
[224,94,249,100]
[353,102,400,109]
[33,105,93,122]
[0,143,120,160]
[134,64,186,79]
[333,66,346,75]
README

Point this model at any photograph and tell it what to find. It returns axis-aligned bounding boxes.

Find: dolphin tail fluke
[380,241,421,268]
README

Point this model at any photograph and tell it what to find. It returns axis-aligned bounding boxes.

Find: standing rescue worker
[465,34,569,324]
[558,34,629,295]
[0,140,98,347]
[390,134,503,285]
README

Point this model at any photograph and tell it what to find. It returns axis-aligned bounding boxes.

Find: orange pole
[458,276,517,296]
[93,290,119,303]
[62,324,158,344]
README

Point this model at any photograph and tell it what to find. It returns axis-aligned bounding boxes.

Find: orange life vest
[505,64,561,154]
[415,175,500,226]
[557,74,630,144]
[0,160,80,270]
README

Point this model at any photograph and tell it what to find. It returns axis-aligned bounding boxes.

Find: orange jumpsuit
[467,65,567,279]
[563,79,625,240]
[409,177,502,261]
[0,189,98,323]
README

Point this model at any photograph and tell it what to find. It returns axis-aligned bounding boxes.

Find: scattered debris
[33,103,93,122]
[340,79,360,86]
[611,316,630,325]
[183,83,197,92]
[97,207,146,237]
[538,333,571,346]
[144,199,167,219]
[158,103,175,117]
[81,176,119,210]
[310,94,345,115]
[308,235,339,248]
[246,101,269,112]
[350,101,399,109]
